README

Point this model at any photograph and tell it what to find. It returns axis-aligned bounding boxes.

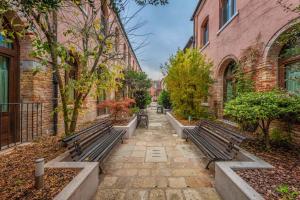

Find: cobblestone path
[95,106,220,200]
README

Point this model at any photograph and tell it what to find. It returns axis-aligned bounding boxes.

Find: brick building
[150,80,163,102]
[0,2,141,148]
[190,0,300,142]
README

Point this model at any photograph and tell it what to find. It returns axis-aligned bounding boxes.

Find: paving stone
[114,177,132,189]
[166,189,184,200]
[151,168,172,177]
[99,176,118,188]
[135,146,147,151]
[168,177,187,188]
[131,177,156,188]
[125,190,149,200]
[185,176,213,188]
[138,169,151,176]
[183,189,204,200]
[131,151,146,157]
[149,189,166,200]
[114,169,138,176]
[156,177,169,188]
[95,189,126,200]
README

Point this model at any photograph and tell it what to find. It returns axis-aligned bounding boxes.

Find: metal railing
[0,102,43,150]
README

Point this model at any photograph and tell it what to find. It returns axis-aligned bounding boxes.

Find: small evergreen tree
[158,90,171,109]
[164,49,213,119]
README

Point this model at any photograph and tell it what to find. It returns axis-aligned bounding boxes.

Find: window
[123,44,127,61]
[224,61,237,102]
[0,56,9,112]
[285,63,300,93]
[202,18,209,46]
[279,35,300,94]
[97,90,107,116]
[0,35,13,49]
[220,0,237,27]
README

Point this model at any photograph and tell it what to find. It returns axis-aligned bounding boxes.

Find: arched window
[201,18,209,46]
[224,61,237,102]
[279,34,300,94]
[220,0,237,27]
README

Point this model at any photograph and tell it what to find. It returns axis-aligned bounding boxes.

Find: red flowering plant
[98,98,135,121]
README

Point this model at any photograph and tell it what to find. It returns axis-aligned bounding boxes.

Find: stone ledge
[215,149,273,200]
[45,152,99,200]
[114,116,137,139]
[166,112,196,138]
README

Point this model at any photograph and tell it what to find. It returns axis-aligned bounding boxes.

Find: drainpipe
[52,11,58,135]
[52,73,58,135]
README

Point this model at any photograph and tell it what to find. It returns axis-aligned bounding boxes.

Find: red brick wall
[192,0,300,143]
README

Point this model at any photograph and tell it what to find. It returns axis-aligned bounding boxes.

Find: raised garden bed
[166,112,196,138]
[237,140,300,200]
[0,136,80,200]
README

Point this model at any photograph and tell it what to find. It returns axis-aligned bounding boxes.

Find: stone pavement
[94,106,220,200]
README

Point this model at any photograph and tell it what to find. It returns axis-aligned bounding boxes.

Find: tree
[123,70,151,97]
[224,91,300,148]
[0,0,166,136]
[158,90,171,109]
[133,90,151,109]
[98,98,135,121]
[164,49,213,119]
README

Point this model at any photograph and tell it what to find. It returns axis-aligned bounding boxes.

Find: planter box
[45,152,99,200]
[215,149,273,200]
[166,112,196,138]
[114,116,137,139]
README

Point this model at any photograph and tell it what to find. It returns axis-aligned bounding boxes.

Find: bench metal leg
[205,160,214,169]
[99,166,103,174]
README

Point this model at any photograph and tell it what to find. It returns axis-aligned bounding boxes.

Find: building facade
[192,0,299,115]
[150,80,163,102]
[191,0,300,142]
[0,1,141,148]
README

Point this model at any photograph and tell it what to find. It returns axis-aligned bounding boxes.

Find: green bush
[134,90,151,109]
[164,49,213,119]
[158,90,171,109]
[224,90,300,148]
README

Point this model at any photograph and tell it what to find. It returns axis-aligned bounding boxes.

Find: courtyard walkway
[95,106,220,200]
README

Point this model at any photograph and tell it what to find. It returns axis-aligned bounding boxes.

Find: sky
[122,0,198,80]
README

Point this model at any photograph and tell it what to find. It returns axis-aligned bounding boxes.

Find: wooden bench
[62,118,126,171]
[184,119,246,169]
[157,105,163,114]
[137,109,149,128]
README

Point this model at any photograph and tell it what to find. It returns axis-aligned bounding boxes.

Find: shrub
[158,90,171,109]
[164,49,213,119]
[134,90,151,109]
[276,184,299,200]
[98,98,135,121]
[224,90,300,148]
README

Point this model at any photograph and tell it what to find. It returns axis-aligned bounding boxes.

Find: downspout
[52,11,58,135]
[52,74,58,135]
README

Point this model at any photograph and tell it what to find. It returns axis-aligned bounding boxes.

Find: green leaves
[165,48,213,119]
[224,90,300,147]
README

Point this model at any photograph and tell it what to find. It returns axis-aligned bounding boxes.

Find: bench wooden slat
[184,119,244,169]
[63,118,126,168]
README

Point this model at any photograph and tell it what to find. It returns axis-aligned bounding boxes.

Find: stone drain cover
[145,147,167,162]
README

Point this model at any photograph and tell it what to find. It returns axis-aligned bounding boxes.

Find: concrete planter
[215,149,273,200]
[163,108,172,114]
[114,116,137,139]
[166,112,196,138]
[45,152,99,200]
